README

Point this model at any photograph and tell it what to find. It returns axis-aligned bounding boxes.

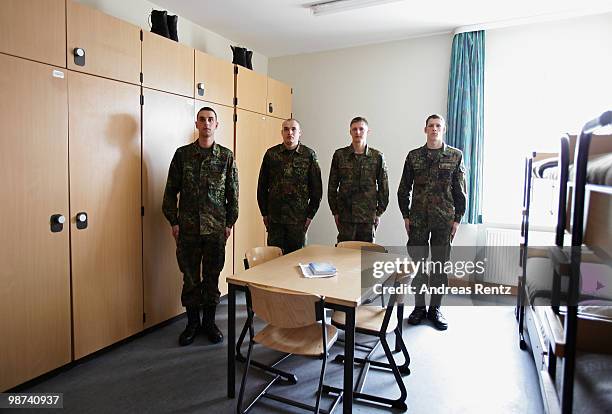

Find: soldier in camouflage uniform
[163,106,239,346]
[328,117,389,243]
[398,114,466,330]
[257,119,322,254]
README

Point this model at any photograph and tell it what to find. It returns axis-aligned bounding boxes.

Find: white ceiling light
[309,0,405,16]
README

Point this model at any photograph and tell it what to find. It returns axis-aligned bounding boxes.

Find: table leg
[343,306,355,414]
[228,283,236,399]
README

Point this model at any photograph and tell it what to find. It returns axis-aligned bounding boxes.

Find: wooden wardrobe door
[194,51,235,107]
[68,71,142,358]
[142,32,194,98]
[142,89,194,328]
[267,78,292,120]
[234,109,268,271]
[66,0,141,85]
[235,66,267,115]
[0,0,66,67]
[0,54,71,390]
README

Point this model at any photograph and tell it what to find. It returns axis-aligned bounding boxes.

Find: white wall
[269,35,453,247]
[74,0,268,73]
[270,12,612,246]
[483,12,612,224]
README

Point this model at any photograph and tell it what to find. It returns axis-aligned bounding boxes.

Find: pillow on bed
[532,157,558,178]
[569,153,612,185]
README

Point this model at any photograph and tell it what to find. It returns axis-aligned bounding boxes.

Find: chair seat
[332,306,397,334]
[254,323,338,356]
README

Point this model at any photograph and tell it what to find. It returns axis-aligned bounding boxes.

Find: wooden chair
[326,272,410,411]
[237,284,339,414]
[336,240,388,253]
[236,246,293,383]
[243,246,282,271]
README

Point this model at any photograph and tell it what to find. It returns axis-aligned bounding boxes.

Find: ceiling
[150,0,612,57]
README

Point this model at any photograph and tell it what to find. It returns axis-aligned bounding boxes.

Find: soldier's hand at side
[374,216,380,230]
[225,227,232,240]
[450,221,459,241]
[334,215,339,229]
[171,225,179,244]
[304,218,312,231]
[263,216,269,230]
[404,219,410,235]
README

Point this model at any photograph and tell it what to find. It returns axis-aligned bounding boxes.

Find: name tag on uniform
[439,163,454,170]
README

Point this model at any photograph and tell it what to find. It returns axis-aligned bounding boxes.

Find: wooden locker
[142,89,194,328]
[265,116,285,150]
[0,0,66,68]
[234,109,268,272]
[267,78,292,120]
[68,71,142,358]
[66,0,141,85]
[235,66,267,115]
[142,31,194,98]
[194,50,235,107]
[0,54,71,391]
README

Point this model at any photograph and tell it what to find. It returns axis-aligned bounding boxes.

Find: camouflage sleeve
[306,151,323,219]
[452,152,467,222]
[397,156,413,219]
[225,154,239,227]
[256,151,270,217]
[162,149,182,226]
[327,151,340,216]
[376,153,389,217]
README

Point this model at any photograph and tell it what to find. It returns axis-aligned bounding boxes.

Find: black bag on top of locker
[231,46,253,70]
[150,10,179,42]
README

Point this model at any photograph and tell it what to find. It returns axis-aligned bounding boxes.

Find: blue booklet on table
[308,262,337,275]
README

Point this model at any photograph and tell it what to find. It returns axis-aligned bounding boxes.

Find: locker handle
[50,214,66,233]
[73,47,85,67]
[268,102,273,114]
[197,82,205,96]
[76,212,88,230]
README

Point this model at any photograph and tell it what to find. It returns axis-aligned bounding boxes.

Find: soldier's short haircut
[283,118,301,128]
[425,114,446,127]
[350,116,369,127]
[197,106,218,120]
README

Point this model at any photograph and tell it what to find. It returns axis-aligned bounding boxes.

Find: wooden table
[226,244,399,413]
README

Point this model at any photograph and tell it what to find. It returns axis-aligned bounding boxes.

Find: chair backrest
[336,241,387,253]
[247,283,321,329]
[244,246,282,269]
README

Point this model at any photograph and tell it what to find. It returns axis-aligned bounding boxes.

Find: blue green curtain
[446,30,485,224]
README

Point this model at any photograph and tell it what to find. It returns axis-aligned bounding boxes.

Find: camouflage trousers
[267,222,306,254]
[407,217,452,307]
[337,222,375,243]
[176,232,226,308]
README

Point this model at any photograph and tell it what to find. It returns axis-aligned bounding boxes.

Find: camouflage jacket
[162,141,239,235]
[257,143,323,224]
[397,143,466,223]
[328,145,389,224]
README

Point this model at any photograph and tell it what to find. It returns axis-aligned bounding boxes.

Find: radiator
[482,228,521,286]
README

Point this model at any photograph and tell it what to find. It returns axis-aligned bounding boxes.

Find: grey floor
[11,296,544,414]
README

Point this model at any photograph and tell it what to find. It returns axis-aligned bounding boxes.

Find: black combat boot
[167,14,178,42]
[202,305,224,344]
[407,306,427,325]
[178,306,200,346]
[427,306,448,330]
